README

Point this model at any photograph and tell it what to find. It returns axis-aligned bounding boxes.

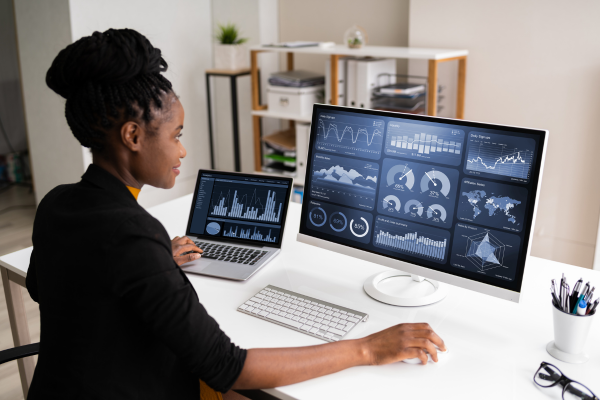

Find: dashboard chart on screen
[300,106,545,293]
[189,172,291,245]
[464,132,535,183]
[310,153,379,210]
[315,111,385,160]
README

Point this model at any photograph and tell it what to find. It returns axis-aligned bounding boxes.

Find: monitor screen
[299,105,547,294]
[187,171,293,247]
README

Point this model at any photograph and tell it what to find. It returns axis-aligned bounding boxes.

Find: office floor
[0,185,39,400]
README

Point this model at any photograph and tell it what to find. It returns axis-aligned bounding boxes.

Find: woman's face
[133,94,186,189]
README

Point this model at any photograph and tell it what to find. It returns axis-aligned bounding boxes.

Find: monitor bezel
[186,169,294,248]
[298,104,548,302]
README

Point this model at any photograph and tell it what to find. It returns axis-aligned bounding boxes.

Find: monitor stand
[363,271,447,306]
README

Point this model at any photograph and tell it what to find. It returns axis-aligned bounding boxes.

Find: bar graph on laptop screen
[188,172,292,245]
[300,106,546,294]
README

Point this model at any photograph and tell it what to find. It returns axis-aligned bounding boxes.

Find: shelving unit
[249,44,469,178]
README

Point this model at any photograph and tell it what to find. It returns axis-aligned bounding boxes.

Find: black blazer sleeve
[107,214,246,393]
[26,248,39,303]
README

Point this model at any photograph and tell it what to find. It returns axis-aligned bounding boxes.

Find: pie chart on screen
[206,222,221,235]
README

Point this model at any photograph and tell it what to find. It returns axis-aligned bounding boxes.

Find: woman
[26,29,445,399]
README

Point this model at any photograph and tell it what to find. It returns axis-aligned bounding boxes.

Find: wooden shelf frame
[250,45,468,172]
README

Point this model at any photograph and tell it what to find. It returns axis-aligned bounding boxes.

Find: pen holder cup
[547,304,595,364]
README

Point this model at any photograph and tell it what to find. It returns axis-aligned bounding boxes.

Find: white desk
[2,195,599,399]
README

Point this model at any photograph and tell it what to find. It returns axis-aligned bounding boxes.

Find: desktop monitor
[297,104,547,305]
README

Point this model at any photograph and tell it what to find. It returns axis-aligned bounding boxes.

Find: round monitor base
[364,271,447,307]
[546,341,589,364]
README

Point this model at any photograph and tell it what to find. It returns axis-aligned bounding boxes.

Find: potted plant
[214,23,249,70]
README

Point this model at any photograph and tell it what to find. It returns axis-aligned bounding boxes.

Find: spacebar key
[267,313,303,328]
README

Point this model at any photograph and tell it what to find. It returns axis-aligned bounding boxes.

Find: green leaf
[215,23,248,44]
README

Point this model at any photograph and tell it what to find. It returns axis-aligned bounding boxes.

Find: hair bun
[46,28,168,99]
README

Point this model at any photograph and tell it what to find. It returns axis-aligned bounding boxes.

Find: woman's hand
[360,322,446,365]
[171,236,203,266]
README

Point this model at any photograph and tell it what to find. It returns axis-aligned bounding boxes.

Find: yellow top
[126,186,141,200]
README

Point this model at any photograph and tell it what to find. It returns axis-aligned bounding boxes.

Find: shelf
[250,44,468,61]
[251,109,312,123]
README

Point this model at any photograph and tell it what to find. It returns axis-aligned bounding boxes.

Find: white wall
[211,0,279,173]
[279,0,410,74]
[14,0,83,203]
[409,0,600,269]
[68,0,214,208]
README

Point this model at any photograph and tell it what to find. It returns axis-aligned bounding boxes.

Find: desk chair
[0,342,39,366]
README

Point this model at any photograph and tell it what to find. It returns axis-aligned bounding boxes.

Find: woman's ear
[120,121,142,152]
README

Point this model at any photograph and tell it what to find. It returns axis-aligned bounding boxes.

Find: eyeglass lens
[535,364,562,387]
[564,382,595,400]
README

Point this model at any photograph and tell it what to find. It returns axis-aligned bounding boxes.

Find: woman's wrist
[353,338,372,366]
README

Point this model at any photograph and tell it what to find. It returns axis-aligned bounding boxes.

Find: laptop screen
[187,170,293,247]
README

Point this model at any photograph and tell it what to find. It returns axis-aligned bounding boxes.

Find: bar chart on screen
[209,180,288,223]
[373,216,450,263]
[384,121,465,166]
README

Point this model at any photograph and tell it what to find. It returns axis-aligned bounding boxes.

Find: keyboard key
[246,307,255,312]
[306,321,314,326]
[251,308,261,314]
[317,313,325,318]
[292,316,301,321]
[307,315,316,321]
[313,323,322,329]
[300,318,307,324]
[340,315,348,320]
[347,313,355,317]
[300,325,311,331]
[267,313,303,328]
[324,315,332,321]
[325,310,333,315]
[325,333,333,339]
[325,306,332,310]
[321,326,329,332]
[328,327,346,336]
[310,327,319,333]
[266,307,274,312]
[315,331,324,337]
[315,318,323,323]
[301,313,309,318]
[332,317,340,323]
[347,317,359,323]
[337,324,345,330]
[272,310,280,315]
[239,305,248,310]
[333,312,341,318]
[344,323,355,332]
[245,301,255,307]
[259,310,269,317]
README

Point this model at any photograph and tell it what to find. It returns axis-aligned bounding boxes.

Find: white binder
[295,122,310,185]
[355,58,396,109]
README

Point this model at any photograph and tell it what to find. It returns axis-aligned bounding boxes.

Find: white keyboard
[237,285,368,342]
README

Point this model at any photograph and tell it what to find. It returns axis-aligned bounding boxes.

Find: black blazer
[26,165,246,399]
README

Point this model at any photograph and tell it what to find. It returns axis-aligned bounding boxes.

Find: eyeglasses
[534,362,598,400]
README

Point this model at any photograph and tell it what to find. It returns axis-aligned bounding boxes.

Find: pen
[562,282,571,313]
[571,278,582,312]
[573,294,584,315]
[550,286,559,308]
[584,287,594,303]
[589,299,599,315]
[559,274,564,306]
[581,282,590,300]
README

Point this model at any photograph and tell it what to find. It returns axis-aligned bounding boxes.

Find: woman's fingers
[409,328,446,352]
[173,252,201,266]
[173,243,203,256]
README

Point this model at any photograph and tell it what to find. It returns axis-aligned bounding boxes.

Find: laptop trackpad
[202,262,257,280]
[181,261,211,274]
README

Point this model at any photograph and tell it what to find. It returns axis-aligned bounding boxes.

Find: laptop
[180,170,294,281]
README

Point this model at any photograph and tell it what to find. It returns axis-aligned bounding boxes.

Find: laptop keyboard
[194,241,268,265]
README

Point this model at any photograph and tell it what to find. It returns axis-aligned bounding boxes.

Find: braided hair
[46,28,173,151]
